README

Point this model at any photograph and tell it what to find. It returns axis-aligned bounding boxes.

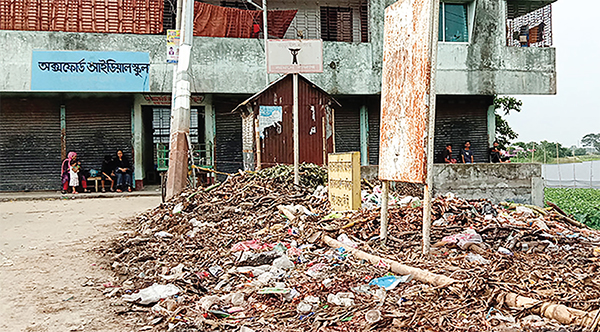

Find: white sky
[505,0,600,147]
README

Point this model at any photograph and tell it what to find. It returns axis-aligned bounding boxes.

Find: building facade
[0,0,556,191]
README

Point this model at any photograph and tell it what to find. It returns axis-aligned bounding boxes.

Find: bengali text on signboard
[31,50,150,92]
[328,152,361,211]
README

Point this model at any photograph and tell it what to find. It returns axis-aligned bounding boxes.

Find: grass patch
[545,188,600,229]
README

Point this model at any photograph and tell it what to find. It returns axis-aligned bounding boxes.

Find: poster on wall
[258,106,283,138]
[31,50,150,92]
[166,30,180,63]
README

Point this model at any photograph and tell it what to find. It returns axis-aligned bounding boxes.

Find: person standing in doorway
[114,150,133,192]
[460,141,474,164]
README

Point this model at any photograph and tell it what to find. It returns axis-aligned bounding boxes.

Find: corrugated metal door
[368,97,380,166]
[334,101,360,153]
[433,95,492,163]
[0,98,61,191]
[215,101,244,175]
[65,97,133,173]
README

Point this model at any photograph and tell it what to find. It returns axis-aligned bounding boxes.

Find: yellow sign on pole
[328,152,361,211]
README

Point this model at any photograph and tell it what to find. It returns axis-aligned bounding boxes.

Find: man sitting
[489,141,511,163]
[442,144,457,164]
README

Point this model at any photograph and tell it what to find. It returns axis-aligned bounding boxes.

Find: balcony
[506,3,553,47]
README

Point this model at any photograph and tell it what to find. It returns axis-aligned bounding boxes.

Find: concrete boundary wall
[361,163,543,206]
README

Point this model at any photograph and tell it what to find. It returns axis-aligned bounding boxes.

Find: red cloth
[193,2,297,39]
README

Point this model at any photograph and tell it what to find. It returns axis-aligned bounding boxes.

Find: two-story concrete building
[0,0,556,191]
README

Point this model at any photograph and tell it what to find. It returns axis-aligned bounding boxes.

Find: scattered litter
[121,283,181,305]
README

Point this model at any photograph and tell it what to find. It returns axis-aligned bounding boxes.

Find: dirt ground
[0,196,160,332]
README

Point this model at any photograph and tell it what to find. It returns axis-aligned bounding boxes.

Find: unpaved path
[0,196,160,332]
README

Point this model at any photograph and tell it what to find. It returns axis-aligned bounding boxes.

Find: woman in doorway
[114,150,133,192]
[61,151,89,194]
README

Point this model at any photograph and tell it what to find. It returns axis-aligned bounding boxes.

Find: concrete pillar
[487,104,496,147]
[531,177,544,207]
[203,94,216,181]
[133,95,145,190]
[360,105,369,166]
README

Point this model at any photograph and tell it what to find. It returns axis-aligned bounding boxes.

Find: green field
[545,188,600,229]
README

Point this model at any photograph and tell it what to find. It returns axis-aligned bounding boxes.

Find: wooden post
[331,107,336,153]
[380,180,390,241]
[255,117,261,170]
[293,73,299,185]
[322,117,326,165]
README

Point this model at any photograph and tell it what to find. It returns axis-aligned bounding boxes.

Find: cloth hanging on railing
[193,2,297,39]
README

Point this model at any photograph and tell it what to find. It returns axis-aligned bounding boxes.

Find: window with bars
[152,107,205,144]
[320,7,353,42]
[438,2,469,43]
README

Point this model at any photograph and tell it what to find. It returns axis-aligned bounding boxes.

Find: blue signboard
[31,50,150,92]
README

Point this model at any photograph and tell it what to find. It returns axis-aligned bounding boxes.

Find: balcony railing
[506,4,553,47]
[0,0,164,34]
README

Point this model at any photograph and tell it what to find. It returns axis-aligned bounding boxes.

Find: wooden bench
[87,176,102,192]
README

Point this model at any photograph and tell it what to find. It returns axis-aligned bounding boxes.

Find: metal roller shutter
[334,100,361,154]
[65,97,133,174]
[434,95,492,163]
[0,98,61,191]
[215,101,244,176]
[368,97,380,166]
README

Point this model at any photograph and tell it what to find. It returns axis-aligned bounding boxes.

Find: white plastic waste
[160,263,185,280]
[198,295,220,310]
[172,202,184,214]
[122,283,181,305]
[272,255,295,270]
[337,234,358,248]
[327,292,355,307]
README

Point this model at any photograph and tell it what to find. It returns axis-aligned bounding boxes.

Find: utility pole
[246,0,269,85]
[262,0,268,85]
[293,73,299,185]
[166,0,194,200]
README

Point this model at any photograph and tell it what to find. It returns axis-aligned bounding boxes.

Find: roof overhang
[231,74,341,114]
[507,0,557,19]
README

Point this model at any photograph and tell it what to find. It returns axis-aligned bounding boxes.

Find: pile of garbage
[101,169,600,332]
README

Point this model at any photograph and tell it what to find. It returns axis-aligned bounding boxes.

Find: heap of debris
[102,166,600,332]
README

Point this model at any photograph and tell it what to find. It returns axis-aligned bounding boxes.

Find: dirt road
[0,196,160,332]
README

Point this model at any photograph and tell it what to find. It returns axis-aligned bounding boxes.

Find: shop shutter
[368,99,380,166]
[65,97,133,176]
[334,102,361,154]
[215,105,243,176]
[0,98,61,191]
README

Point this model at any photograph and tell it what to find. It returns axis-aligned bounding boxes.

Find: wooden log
[323,235,597,327]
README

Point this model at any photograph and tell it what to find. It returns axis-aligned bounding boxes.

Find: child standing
[69,159,80,193]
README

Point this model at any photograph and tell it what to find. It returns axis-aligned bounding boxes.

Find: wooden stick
[380,181,390,242]
[322,235,598,326]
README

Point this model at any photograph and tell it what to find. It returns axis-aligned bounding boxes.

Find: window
[438,3,469,42]
[153,107,205,144]
[320,7,353,42]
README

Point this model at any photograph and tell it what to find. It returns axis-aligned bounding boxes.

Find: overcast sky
[505,0,600,147]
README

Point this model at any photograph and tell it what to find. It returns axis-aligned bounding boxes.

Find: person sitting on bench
[114,150,133,192]
[101,155,116,192]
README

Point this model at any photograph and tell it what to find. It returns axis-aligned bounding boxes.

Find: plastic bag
[122,283,181,305]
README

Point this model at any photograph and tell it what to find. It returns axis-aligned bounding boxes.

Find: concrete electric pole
[166,0,194,200]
